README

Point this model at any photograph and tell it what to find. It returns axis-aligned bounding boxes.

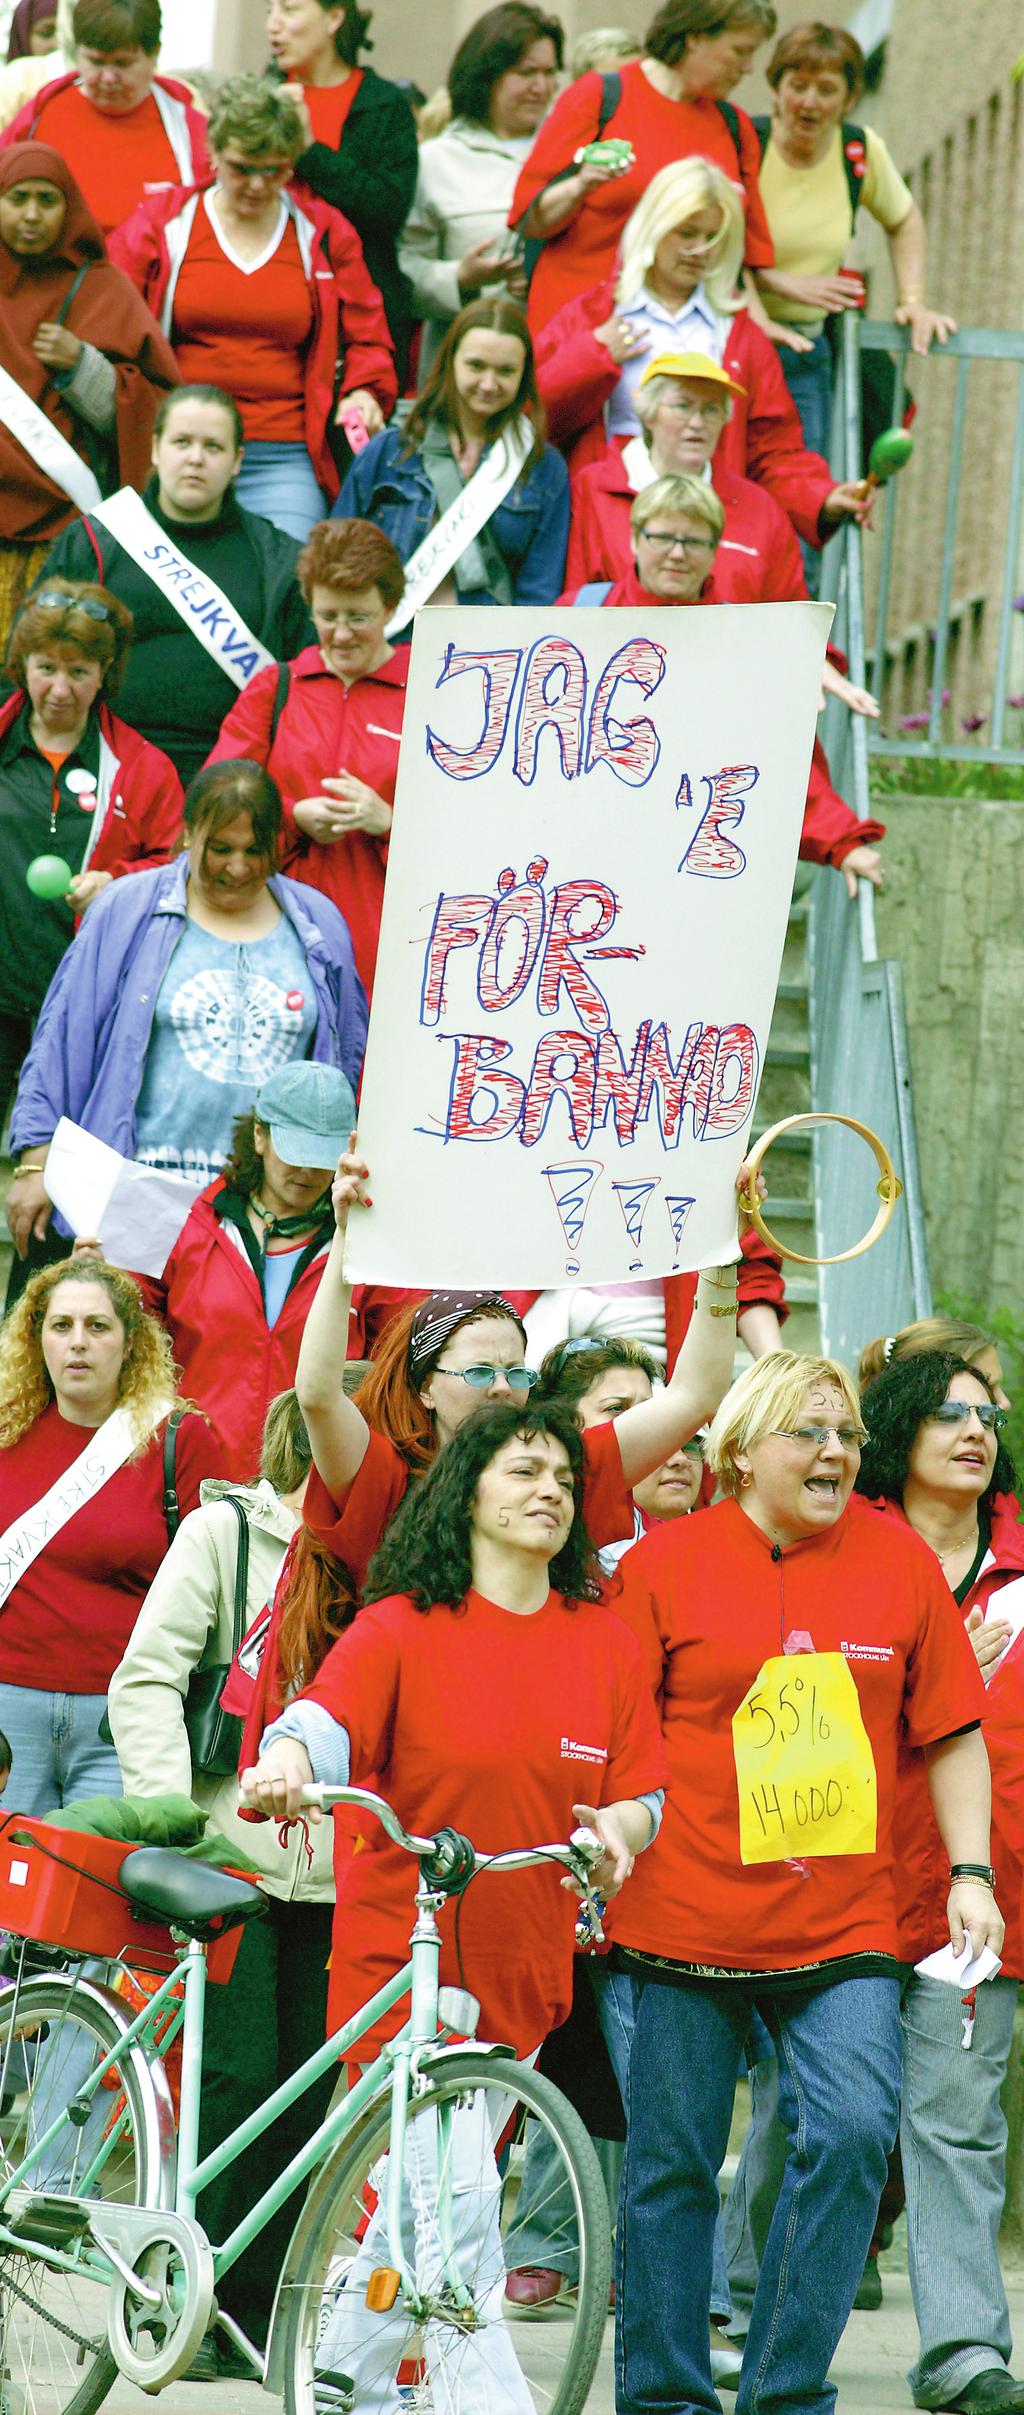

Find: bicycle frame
[0,1864,471,2322]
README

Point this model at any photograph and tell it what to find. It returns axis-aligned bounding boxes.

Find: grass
[870,759,1024,801]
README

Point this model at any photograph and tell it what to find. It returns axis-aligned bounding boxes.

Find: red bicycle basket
[0,1816,245,1982]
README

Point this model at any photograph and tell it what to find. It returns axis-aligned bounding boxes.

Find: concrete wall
[873,791,1024,1311]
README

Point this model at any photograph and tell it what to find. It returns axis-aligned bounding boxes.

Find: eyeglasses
[681,1438,704,1459]
[926,1401,1007,1433]
[771,1424,865,1450]
[433,1363,539,1394]
[219,156,292,180]
[658,397,728,424]
[637,529,716,555]
[34,592,113,622]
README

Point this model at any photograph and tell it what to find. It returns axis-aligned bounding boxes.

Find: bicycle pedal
[4,2190,90,2246]
[365,2267,401,2311]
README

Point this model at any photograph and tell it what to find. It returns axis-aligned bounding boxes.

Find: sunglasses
[926,1401,1007,1433]
[433,1364,539,1394]
[34,592,113,623]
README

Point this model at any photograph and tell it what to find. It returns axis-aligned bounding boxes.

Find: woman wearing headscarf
[6,1,58,60]
[0,140,178,644]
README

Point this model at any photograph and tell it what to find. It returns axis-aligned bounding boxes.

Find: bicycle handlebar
[298,1783,605,1883]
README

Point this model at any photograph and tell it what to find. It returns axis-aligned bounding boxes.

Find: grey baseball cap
[254,1064,356,1171]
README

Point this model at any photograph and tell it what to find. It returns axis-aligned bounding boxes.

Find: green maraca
[26,854,73,900]
[856,426,914,498]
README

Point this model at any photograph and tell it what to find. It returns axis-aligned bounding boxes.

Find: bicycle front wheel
[0,1969,172,2415]
[282,2050,611,2415]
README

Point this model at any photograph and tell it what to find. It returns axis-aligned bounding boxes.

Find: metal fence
[836,315,1024,763]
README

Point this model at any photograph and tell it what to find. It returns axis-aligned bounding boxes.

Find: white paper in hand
[43,1119,198,1277]
[914,1935,1002,1988]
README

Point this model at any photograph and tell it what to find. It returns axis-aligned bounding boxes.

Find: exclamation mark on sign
[544,1162,601,1274]
[612,1179,659,1271]
[664,1195,696,1268]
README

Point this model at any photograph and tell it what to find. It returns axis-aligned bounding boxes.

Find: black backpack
[518,77,749,292]
[750,115,869,220]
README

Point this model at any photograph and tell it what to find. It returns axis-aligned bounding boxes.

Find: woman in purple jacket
[6,758,367,1300]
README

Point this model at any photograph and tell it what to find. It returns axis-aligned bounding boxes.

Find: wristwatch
[949,1862,996,1886]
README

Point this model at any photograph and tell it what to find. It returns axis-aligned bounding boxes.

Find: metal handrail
[805,315,933,1363]
[845,317,1024,763]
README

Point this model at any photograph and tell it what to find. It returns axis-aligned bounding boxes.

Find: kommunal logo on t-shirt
[560,1736,608,1765]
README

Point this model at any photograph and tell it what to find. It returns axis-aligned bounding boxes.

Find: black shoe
[853,2258,883,2311]
[940,2376,1024,2413]
[215,2337,262,2382]
[183,2333,220,2383]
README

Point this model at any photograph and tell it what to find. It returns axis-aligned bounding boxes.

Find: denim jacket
[335,424,570,618]
[11,858,368,1196]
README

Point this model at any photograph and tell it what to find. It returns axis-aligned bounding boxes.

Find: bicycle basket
[0,1816,243,1981]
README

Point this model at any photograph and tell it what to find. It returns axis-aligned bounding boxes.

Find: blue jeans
[234,440,326,543]
[617,1972,901,2415]
[901,1969,1019,2406]
[780,330,834,599]
[0,1684,123,1817]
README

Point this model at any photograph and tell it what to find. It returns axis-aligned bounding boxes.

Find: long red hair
[276,1296,527,1690]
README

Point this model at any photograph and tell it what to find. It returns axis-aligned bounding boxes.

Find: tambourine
[740,1112,903,1266]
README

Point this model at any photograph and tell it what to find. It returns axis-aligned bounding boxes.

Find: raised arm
[294,1141,372,1499]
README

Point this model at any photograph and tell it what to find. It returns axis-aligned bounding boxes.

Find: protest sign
[345,599,832,1289]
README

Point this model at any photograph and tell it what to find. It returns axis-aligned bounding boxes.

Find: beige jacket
[107,1479,334,1903]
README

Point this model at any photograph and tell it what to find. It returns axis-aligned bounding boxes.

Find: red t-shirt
[172,201,313,443]
[302,73,362,148]
[304,1417,634,1588]
[33,85,178,233]
[0,1405,223,1693]
[304,1585,667,2055]
[611,1493,986,1971]
[512,61,774,333]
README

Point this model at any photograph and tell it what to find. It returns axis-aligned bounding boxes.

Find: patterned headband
[407,1290,524,1377]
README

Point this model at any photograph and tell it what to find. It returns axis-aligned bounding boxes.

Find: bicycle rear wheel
[281,2051,611,2415]
[0,1969,171,2415]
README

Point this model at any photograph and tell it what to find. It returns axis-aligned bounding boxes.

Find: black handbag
[183,1497,250,1779]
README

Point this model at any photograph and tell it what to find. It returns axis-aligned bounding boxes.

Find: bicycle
[0,1787,613,2415]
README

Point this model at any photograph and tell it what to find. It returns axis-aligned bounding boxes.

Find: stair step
[775,978,808,1003]
[755,1195,813,1222]
[764,1032,810,1065]
[751,1123,812,1152]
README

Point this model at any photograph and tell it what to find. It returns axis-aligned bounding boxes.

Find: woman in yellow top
[752,20,954,466]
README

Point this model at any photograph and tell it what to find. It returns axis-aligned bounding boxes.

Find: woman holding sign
[859,1352,1024,2415]
[0,1259,221,1814]
[610,1348,998,2415]
[334,295,570,632]
[0,139,177,648]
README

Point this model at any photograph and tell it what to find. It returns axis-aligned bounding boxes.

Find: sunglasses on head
[34,592,113,623]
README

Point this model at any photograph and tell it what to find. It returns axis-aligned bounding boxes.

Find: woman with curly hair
[243,1395,666,2405]
[858,1350,1024,2415]
[0,1257,223,1811]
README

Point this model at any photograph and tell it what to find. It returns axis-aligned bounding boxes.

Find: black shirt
[0,705,100,1016]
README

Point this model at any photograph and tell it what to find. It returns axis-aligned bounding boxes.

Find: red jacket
[536,286,835,547]
[560,569,884,870]
[567,447,806,602]
[206,644,410,1000]
[0,690,182,877]
[1,71,209,206]
[884,1491,1024,1978]
[145,1182,333,1483]
[108,182,396,499]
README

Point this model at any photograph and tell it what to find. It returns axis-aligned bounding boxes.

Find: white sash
[0,363,101,514]
[0,1401,171,1611]
[90,489,275,690]
[387,417,534,635]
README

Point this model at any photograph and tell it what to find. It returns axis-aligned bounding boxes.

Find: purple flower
[897,712,930,730]
[926,687,951,707]
[1015,597,1024,612]
[1008,694,1024,709]
[961,714,987,732]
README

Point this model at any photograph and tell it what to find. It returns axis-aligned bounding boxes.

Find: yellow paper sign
[732,1653,877,1866]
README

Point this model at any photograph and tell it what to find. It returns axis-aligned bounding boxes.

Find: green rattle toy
[26,854,73,899]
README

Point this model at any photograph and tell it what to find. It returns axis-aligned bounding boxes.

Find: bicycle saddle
[119,1849,267,1939]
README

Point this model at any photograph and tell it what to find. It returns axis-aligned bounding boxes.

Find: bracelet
[898,289,924,304]
[708,1302,738,1318]
[949,1862,995,1887]
[698,1266,739,1289]
[8,1163,46,1182]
